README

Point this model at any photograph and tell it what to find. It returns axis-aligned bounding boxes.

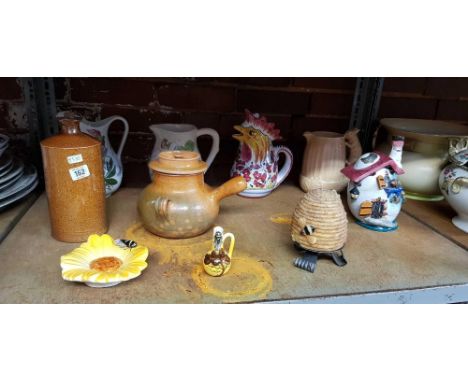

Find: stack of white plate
[0,134,38,212]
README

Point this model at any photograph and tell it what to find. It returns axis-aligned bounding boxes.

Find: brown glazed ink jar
[40,113,108,242]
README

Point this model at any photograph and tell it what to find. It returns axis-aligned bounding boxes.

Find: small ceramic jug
[80,116,129,197]
[148,124,220,178]
[300,129,362,192]
[439,138,468,233]
[203,226,235,277]
[230,110,293,198]
[341,136,405,232]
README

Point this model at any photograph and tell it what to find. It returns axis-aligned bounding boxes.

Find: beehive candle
[40,112,108,242]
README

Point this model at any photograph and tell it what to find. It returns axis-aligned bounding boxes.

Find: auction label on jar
[67,154,83,164]
[69,164,90,181]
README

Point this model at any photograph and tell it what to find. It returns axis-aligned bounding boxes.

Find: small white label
[67,154,83,164]
[69,164,90,181]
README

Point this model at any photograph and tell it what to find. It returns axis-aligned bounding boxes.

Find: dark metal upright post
[349,78,384,152]
[20,77,58,182]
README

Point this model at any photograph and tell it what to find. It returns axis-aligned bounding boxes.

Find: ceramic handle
[196,128,220,168]
[153,197,173,222]
[451,177,468,194]
[105,116,129,160]
[344,128,362,165]
[222,232,235,259]
[273,146,293,189]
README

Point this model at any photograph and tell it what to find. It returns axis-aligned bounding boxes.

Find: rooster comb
[241,109,282,141]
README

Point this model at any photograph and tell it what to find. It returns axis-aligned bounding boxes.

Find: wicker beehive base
[293,242,347,273]
[290,189,348,253]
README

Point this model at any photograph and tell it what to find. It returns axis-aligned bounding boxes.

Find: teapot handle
[105,116,129,160]
[196,128,220,168]
[222,232,235,259]
[272,146,293,190]
[153,197,173,222]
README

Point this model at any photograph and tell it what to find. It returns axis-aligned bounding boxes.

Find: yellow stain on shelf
[125,222,211,266]
[126,222,273,302]
[270,213,292,225]
[191,252,273,302]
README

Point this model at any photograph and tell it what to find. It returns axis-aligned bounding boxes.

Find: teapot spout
[211,176,247,203]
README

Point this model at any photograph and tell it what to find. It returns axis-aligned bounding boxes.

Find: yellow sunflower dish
[60,234,149,288]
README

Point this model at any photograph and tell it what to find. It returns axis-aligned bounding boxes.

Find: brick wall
[380,78,468,121]
[53,77,357,186]
[2,77,468,187]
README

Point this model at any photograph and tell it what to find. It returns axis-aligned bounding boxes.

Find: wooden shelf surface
[403,198,468,251]
[0,193,38,244]
[0,186,467,303]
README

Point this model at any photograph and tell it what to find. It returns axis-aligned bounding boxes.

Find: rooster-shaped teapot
[341,136,405,232]
[230,110,293,198]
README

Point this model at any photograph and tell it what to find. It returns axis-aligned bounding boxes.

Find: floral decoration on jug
[86,128,120,192]
[79,115,129,198]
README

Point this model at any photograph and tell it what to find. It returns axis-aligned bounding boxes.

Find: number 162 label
[69,164,91,181]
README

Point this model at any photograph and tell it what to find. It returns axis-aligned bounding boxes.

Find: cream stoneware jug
[300,129,362,192]
[79,116,129,197]
[148,123,219,178]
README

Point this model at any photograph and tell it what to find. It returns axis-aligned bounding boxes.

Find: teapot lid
[149,151,208,175]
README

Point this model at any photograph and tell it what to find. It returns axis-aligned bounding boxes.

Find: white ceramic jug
[80,116,129,197]
[439,138,468,233]
[148,124,219,178]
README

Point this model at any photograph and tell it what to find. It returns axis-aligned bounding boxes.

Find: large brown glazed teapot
[138,151,247,238]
